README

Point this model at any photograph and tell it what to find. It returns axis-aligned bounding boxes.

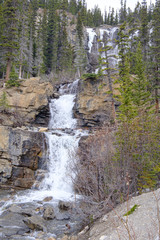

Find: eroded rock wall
[0,77,53,189]
[0,77,54,127]
[0,126,46,189]
[74,78,116,127]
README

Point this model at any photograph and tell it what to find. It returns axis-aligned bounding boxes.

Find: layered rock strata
[0,126,46,188]
[0,77,54,127]
[74,78,116,127]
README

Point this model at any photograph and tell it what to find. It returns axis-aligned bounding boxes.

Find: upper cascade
[86,26,119,72]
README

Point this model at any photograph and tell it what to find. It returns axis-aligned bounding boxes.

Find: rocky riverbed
[0,190,85,240]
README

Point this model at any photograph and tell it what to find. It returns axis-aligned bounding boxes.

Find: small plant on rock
[6,67,20,87]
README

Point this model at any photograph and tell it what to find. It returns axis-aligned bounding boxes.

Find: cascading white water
[4,80,84,203]
[41,93,79,200]
[49,95,76,129]
[86,28,97,53]
[87,27,119,71]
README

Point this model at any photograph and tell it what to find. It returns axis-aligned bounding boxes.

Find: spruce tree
[117,22,135,120]
[18,0,29,79]
[76,11,83,45]
[57,10,74,71]
[0,1,5,78]
[150,0,160,113]
[1,0,19,81]
[44,0,59,73]
[140,0,149,62]
[132,42,151,110]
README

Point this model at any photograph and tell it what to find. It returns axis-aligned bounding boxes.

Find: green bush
[0,91,9,112]
[6,67,20,87]
[82,73,98,80]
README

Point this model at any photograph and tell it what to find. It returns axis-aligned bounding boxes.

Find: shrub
[6,67,20,87]
[81,73,98,80]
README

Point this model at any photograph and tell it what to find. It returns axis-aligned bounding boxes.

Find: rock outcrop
[80,188,160,240]
[74,78,116,127]
[0,77,54,127]
[0,126,46,188]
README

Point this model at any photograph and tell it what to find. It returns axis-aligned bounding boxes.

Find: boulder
[43,196,53,202]
[43,205,55,220]
[58,200,73,211]
[0,211,30,237]
[23,215,45,231]
[0,159,12,183]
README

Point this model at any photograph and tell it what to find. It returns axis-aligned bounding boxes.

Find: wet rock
[53,92,59,98]
[14,178,35,188]
[78,225,89,236]
[56,212,70,220]
[64,129,73,134]
[43,196,53,202]
[23,215,45,231]
[47,237,56,240]
[61,235,69,240]
[58,201,73,211]
[70,236,78,240]
[43,205,55,220]
[39,127,48,132]
[0,159,12,183]
[0,211,29,237]
[20,140,42,170]
[10,236,35,240]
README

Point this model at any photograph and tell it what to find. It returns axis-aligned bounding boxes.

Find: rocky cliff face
[0,77,54,127]
[0,77,54,189]
[74,78,116,127]
[0,126,46,188]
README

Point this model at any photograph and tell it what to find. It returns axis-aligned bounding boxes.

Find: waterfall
[12,79,84,203]
[87,26,119,71]
[86,28,97,53]
[41,91,79,200]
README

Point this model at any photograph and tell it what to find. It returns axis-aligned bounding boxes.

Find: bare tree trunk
[5,58,11,81]
[19,64,22,79]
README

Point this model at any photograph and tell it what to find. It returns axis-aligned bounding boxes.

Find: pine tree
[57,10,74,71]
[18,0,29,79]
[110,8,114,26]
[44,0,59,73]
[132,42,151,109]
[69,0,77,15]
[150,0,160,113]
[0,1,5,78]
[1,0,19,81]
[86,9,94,27]
[92,6,103,27]
[76,11,83,45]
[119,0,127,23]
[140,0,149,62]
[117,22,135,120]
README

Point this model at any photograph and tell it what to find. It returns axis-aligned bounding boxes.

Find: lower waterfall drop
[15,80,84,203]
[41,92,80,200]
